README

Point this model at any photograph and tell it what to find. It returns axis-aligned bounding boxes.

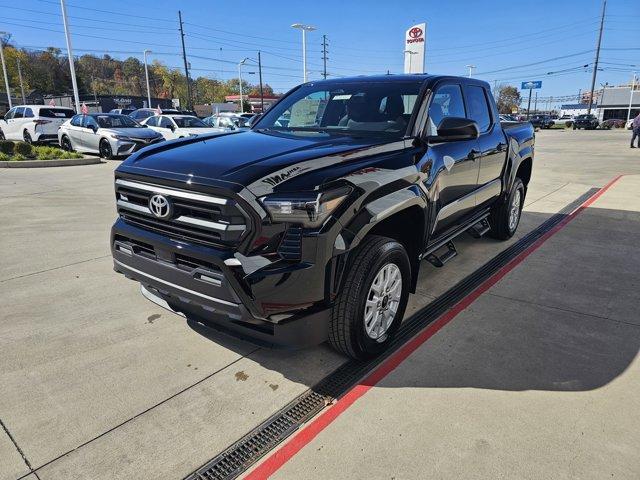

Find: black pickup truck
[111,75,534,359]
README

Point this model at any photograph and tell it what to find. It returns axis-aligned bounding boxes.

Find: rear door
[464,84,504,207]
[66,115,85,150]
[422,82,481,236]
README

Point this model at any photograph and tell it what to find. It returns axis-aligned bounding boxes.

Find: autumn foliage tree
[496,85,522,114]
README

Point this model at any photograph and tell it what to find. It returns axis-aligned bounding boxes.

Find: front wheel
[60,135,73,151]
[329,235,410,359]
[489,177,525,240]
[99,139,114,159]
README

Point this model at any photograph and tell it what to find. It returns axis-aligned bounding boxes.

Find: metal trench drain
[185,190,597,480]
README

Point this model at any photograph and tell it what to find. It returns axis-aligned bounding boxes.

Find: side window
[427,84,466,136]
[465,86,492,133]
[145,116,158,127]
[13,107,24,119]
[4,108,15,120]
[70,115,82,127]
[159,116,173,128]
[24,108,34,118]
[83,116,99,129]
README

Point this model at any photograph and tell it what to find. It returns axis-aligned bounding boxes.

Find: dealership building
[560,85,639,120]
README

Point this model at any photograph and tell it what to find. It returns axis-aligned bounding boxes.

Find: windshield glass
[173,116,207,128]
[256,81,421,137]
[93,114,142,128]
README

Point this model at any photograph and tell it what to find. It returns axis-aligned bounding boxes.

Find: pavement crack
[524,182,570,208]
[23,346,261,477]
[0,254,112,283]
[1,417,42,480]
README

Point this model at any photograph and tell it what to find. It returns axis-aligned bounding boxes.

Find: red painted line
[245,175,623,480]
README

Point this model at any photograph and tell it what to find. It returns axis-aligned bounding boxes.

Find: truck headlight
[261,186,352,228]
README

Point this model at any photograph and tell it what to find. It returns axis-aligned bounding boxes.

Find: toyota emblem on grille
[149,194,172,219]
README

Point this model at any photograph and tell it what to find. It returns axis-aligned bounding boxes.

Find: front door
[420,83,481,236]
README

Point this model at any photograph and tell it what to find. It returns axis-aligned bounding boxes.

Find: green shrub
[0,140,14,155]
[14,141,34,157]
[33,146,82,160]
[12,153,27,161]
[0,151,9,161]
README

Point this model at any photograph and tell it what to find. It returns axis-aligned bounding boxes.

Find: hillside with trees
[0,42,274,105]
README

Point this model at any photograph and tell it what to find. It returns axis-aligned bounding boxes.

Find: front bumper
[111,218,331,348]
[113,137,164,156]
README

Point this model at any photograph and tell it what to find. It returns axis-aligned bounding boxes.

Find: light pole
[404,50,417,73]
[238,58,249,113]
[60,0,81,113]
[143,49,152,108]
[466,64,476,78]
[627,72,636,123]
[291,23,316,82]
[0,32,12,109]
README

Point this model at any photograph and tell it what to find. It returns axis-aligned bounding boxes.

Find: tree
[496,85,522,114]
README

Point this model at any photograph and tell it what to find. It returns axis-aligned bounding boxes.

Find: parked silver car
[58,113,164,159]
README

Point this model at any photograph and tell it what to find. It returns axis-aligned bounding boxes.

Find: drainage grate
[186,189,598,480]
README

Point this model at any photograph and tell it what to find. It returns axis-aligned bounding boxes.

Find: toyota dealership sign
[404,22,426,74]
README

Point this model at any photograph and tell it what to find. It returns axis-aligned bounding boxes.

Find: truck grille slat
[116,179,249,247]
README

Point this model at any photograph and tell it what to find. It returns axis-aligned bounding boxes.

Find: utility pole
[587,0,606,115]
[16,58,25,104]
[321,35,328,80]
[257,51,264,112]
[60,0,81,113]
[534,91,538,114]
[526,88,533,120]
[0,33,10,110]
[627,72,636,122]
[178,11,192,110]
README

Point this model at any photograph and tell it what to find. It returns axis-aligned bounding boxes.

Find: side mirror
[169,125,175,132]
[433,117,479,142]
[89,124,98,133]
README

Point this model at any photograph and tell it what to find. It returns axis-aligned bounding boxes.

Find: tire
[23,130,32,144]
[60,135,73,151]
[329,235,410,360]
[99,139,114,159]
[489,177,525,240]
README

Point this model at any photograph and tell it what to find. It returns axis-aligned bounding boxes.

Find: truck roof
[304,73,491,89]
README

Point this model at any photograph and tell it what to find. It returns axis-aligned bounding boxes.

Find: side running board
[426,241,458,268]
[468,218,491,238]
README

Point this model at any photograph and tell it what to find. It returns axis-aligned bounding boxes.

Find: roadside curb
[0,157,103,168]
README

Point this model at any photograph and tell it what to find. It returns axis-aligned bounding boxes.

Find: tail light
[34,120,52,125]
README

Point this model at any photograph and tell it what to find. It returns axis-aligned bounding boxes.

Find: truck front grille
[115,178,249,247]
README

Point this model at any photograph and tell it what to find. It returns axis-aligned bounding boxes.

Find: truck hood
[118,130,406,196]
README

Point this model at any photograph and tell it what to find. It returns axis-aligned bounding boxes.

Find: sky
[1,0,639,108]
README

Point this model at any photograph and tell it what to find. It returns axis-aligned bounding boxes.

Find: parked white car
[553,114,574,126]
[142,115,226,140]
[0,105,75,144]
[58,113,164,159]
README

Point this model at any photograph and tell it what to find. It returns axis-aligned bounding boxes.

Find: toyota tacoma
[111,74,534,359]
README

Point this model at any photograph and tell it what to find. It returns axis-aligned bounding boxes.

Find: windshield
[173,116,207,128]
[256,81,422,138]
[93,114,142,128]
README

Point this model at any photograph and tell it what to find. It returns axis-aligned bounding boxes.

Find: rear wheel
[489,177,525,240]
[99,139,114,159]
[329,235,410,359]
[60,135,72,151]
[23,130,32,144]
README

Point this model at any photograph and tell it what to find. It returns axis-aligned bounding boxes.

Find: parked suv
[0,105,75,144]
[111,75,534,359]
[529,114,554,129]
[573,114,599,130]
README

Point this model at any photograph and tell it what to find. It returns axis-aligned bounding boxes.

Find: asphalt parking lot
[2,129,640,480]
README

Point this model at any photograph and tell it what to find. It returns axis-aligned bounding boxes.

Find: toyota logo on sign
[409,27,423,39]
[149,194,173,219]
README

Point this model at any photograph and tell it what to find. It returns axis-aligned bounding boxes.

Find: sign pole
[526,88,532,120]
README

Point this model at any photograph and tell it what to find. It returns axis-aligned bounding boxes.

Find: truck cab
[111,74,534,359]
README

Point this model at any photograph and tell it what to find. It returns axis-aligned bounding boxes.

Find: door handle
[496,142,507,152]
[468,149,480,161]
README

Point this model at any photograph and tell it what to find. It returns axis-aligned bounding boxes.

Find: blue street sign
[521,81,542,90]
